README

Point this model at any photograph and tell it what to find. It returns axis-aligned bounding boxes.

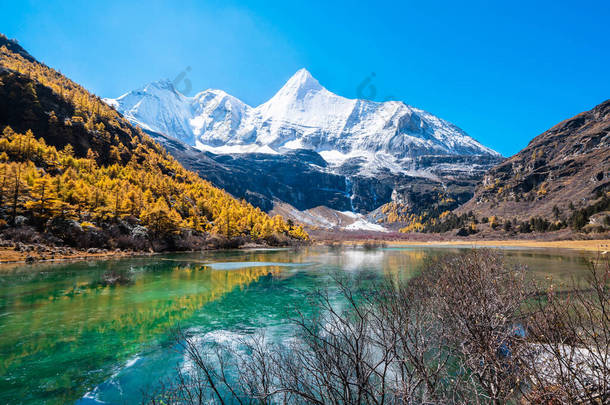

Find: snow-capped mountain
[104,69,500,176]
[105,69,504,218]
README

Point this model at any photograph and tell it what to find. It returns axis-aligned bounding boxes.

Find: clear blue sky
[1,0,609,156]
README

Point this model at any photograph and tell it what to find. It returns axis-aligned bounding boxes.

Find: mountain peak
[277,68,323,97]
[291,68,316,81]
[144,79,178,93]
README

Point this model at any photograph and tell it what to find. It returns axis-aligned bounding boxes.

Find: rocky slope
[148,130,351,212]
[459,100,610,221]
[149,128,498,220]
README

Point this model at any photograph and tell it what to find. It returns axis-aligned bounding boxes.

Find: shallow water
[0,246,595,404]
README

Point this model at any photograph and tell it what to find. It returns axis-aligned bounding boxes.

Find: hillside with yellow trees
[0,34,307,251]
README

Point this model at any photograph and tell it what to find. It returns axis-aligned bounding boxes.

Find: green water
[0,246,595,404]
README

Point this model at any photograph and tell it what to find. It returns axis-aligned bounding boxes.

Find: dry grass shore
[0,241,280,266]
[366,239,610,252]
[3,238,608,267]
[0,246,141,264]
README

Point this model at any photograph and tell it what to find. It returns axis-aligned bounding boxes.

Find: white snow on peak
[104,69,500,176]
[104,79,196,143]
[277,68,324,95]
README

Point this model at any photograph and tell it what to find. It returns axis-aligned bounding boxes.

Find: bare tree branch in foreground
[144,250,609,404]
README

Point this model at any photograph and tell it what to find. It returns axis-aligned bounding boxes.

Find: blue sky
[1,0,609,156]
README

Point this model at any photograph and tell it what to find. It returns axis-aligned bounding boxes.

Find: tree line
[0,126,308,241]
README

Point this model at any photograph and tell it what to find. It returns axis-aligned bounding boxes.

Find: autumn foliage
[0,37,308,247]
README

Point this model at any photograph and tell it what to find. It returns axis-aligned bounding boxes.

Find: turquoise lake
[0,246,596,404]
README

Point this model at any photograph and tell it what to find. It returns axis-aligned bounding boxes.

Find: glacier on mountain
[104,68,500,177]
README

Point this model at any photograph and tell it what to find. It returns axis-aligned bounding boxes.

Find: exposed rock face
[150,130,352,212]
[150,130,496,216]
[459,100,610,220]
[46,218,84,245]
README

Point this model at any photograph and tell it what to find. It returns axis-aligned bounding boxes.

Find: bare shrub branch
[144,250,609,405]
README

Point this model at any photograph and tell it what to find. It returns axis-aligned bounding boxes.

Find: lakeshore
[0,246,143,264]
[0,241,282,265]
[2,238,608,266]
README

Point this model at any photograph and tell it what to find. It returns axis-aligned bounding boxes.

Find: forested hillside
[0,34,307,251]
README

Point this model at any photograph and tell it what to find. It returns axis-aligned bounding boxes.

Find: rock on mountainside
[458,100,610,220]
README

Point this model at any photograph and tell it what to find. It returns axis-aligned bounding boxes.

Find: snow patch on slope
[341,211,388,232]
[270,202,388,232]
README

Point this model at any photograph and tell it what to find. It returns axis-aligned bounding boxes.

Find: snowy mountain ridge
[104,69,500,176]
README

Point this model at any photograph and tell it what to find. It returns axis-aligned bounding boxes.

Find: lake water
[0,246,596,404]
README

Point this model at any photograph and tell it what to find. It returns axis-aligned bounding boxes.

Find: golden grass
[384,239,610,252]
[0,247,137,264]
